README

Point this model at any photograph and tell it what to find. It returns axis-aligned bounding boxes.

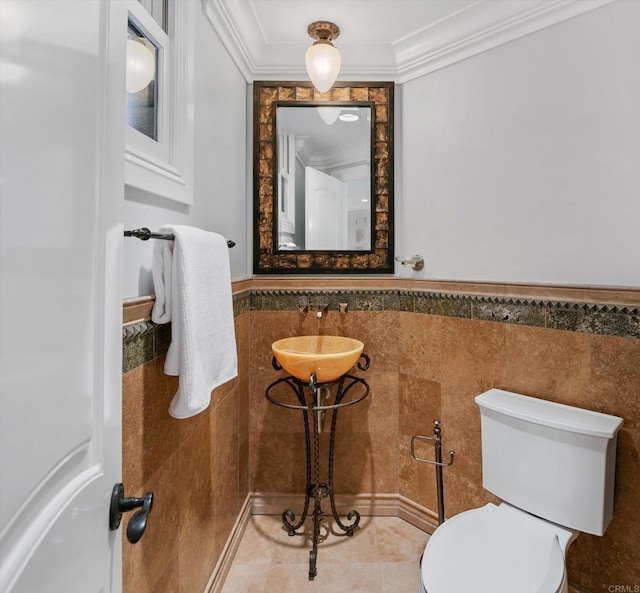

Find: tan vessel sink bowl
[272,336,364,383]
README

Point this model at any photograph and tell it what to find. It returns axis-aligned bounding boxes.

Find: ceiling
[202,0,611,83]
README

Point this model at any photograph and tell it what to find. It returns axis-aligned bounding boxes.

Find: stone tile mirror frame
[253,81,394,274]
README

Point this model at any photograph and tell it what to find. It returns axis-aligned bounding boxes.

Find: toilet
[419,388,623,593]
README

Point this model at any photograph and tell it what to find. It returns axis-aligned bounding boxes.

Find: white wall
[123,8,248,298]
[399,1,640,287]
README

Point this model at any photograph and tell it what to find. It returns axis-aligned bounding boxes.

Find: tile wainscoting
[122,280,639,593]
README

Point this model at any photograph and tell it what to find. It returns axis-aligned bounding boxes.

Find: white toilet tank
[475,389,623,536]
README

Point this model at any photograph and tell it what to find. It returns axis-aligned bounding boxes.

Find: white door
[305,166,347,249]
[0,1,125,592]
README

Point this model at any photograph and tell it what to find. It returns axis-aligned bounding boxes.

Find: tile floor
[220,515,429,593]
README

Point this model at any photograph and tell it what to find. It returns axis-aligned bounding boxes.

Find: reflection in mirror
[276,106,372,252]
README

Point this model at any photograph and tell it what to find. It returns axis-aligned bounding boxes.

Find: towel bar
[124,227,235,248]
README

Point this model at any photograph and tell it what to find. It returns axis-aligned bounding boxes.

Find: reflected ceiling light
[126,38,155,93]
[338,113,359,122]
[305,21,341,93]
[317,107,342,125]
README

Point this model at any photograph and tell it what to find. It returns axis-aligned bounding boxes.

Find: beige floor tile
[373,516,429,562]
[315,517,381,564]
[232,519,277,565]
[264,562,383,593]
[381,562,421,593]
[221,515,429,592]
[220,564,266,593]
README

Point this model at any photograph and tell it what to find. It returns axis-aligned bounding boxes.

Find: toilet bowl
[419,503,576,593]
[418,388,623,593]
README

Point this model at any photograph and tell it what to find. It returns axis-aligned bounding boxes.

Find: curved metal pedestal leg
[282,379,365,580]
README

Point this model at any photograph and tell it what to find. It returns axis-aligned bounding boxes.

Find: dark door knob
[109,483,154,544]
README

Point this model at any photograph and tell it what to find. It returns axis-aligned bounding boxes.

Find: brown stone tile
[176,393,211,445]
[123,451,181,593]
[122,357,180,488]
[591,335,640,430]
[214,388,239,478]
[320,311,400,372]
[328,431,363,494]
[397,374,442,512]
[122,296,154,325]
[157,552,180,593]
[588,287,640,307]
[239,436,249,498]
[589,336,640,590]
[211,376,238,410]
[440,383,485,487]
[250,369,299,435]
[398,313,443,381]
[340,371,398,435]
[177,422,217,593]
[235,313,250,376]
[291,307,331,337]
[399,436,438,512]
[290,423,315,494]
[214,461,241,563]
[438,318,505,475]
[504,325,592,408]
[237,313,250,449]
[566,532,594,592]
[348,432,398,493]
[442,458,497,518]
[504,284,593,303]
[250,431,295,492]
[399,373,441,439]
[238,370,250,449]
[439,316,506,389]
[591,429,640,590]
[249,311,296,371]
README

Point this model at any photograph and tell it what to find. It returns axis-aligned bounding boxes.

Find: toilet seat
[421,503,571,593]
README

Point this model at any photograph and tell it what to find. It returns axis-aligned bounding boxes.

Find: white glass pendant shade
[305,41,341,93]
[126,39,155,93]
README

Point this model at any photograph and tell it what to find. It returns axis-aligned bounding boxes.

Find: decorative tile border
[123,293,252,373]
[122,321,171,374]
[248,289,640,339]
[123,288,638,374]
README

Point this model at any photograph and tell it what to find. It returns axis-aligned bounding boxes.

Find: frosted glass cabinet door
[0,1,124,592]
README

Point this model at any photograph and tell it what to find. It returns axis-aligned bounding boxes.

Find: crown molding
[202,0,259,82]
[395,0,614,83]
[203,0,613,84]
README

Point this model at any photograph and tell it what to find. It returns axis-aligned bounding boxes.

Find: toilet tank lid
[475,389,623,439]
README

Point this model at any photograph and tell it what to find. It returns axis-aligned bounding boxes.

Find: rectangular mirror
[254,82,394,274]
[277,105,372,251]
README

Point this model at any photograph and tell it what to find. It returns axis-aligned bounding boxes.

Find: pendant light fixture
[305,21,341,93]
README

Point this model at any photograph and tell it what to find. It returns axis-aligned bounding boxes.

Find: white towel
[151,225,238,418]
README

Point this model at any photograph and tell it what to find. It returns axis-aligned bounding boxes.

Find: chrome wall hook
[395,255,424,271]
